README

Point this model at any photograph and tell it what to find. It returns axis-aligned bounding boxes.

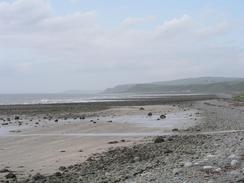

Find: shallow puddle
[0,110,199,137]
[0,125,27,135]
[89,110,198,130]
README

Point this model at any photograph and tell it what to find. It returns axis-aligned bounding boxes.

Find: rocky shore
[0,96,243,183]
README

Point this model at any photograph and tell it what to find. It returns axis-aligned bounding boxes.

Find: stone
[133,157,140,162]
[203,166,214,170]
[207,179,215,183]
[147,112,152,116]
[160,114,166,119]
[164,149,173,154]
[0,168,10,173]
[230,159,240,168]
[154,136,165,143]
[108,141,119,144]
[55,172,62,177]
[5,172,16,179]
[173,168,182,175]
[32,173,45,180]
[184,162,193,167]
[214,168,222,172]
[14,116,20,120]
[139,107,145,110]
[172,128,179,132]
[228,154,238,159]
[206,154,216,158]
[80,116,85,120]
[59,166,66,171]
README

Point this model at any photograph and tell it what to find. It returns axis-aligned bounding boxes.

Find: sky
[0,0,244,93]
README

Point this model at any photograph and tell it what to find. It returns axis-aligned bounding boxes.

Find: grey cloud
[0,0,243,93]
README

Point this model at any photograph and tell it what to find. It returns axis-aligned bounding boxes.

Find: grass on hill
[234,93,244,101]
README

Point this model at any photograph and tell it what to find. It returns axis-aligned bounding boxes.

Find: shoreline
[0,95,243,183]
[0,95,217,119]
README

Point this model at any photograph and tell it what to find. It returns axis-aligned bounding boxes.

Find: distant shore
[0,94,217,115]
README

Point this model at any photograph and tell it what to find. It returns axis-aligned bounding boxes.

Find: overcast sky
[0,0,243,93]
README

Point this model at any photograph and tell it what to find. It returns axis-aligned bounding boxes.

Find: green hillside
[104,77,244,94]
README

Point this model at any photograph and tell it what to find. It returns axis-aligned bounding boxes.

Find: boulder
[164,149,173,154]
[59,166,66,171]
[147,112,152,116]
[14,116,20,120]
[55,172,62,177]
[0,168,10,173]
[32,173,45,180]
[160,114,166,119]
[154,136,165,143]
[80,116,85,120]
[5,172,16,179]
[108,141,119,144]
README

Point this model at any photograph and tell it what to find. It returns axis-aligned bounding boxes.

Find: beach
[0,95,243,182]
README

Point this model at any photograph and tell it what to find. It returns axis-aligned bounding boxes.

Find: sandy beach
[0,95,243,183]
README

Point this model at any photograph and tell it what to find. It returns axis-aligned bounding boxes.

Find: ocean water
[0,93,198,105]
[0,93,118,105]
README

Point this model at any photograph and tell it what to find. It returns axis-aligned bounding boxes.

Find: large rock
[5,172,16,179]
[160,114,166,119]
[153,136,165,143]
[147,112,152,116]
[0,168,10,173]
[32,173,45,180]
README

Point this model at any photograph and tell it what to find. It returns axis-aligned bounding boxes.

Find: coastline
[0,95,243,182]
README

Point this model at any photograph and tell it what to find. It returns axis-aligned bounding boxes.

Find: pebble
[184,162,193,168]
[228,154,238,159]
[214,168,222,172]
[173,168,182,175]
[133,157,140,162]
[230,159,240,168]
[206,154,216,158]
[203,166,214,170]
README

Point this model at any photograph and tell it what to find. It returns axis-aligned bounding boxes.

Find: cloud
[197,21,231,37]
[0,0,242,92]
[0,0,51,30]
[120,16,155,28]
[68,0,81,3]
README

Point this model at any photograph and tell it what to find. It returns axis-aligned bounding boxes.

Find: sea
[0,93,196,105]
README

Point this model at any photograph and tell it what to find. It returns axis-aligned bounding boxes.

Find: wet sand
[0,95,220,182]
